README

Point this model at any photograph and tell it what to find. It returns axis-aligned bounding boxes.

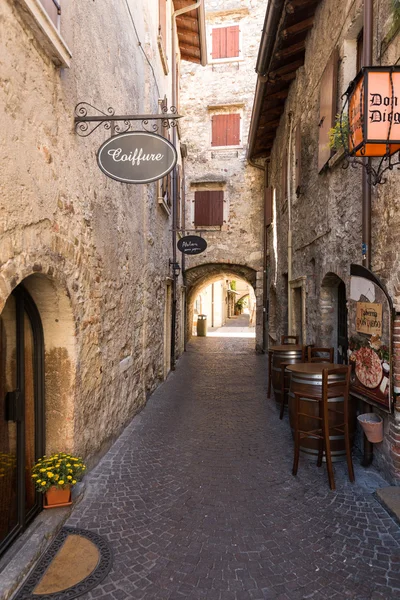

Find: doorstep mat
[13,527,113,600]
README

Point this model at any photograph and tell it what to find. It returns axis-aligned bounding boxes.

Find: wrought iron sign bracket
[74,102,181,138]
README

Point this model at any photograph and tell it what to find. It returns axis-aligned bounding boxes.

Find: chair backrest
[308,346,334,363]
[322,366,351,400]
[281,335,299,345]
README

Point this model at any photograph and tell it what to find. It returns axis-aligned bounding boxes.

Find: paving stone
[63,337,400,599]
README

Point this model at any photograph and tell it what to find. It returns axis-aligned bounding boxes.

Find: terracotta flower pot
[357,413,384,443]
[44,486,72,509]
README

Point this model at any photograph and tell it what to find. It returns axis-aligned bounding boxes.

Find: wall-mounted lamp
[169,259,181,278]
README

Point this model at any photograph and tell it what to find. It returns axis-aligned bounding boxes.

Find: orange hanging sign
[348,67,400,157]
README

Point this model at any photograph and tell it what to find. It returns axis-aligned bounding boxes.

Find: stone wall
[180,0,265,350]
[265,0,400,482]
[0,0,185,465]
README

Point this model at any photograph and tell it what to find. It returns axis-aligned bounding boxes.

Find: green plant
[230,280,237,291]
[32,452,86,493]
[328,113,349,152]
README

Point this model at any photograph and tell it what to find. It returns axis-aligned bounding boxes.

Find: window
[194,191,224,226]
[39,0,60,28]
[211,114,241,147]
[15,0,71,67]
[158,0,168,74]
[318,49,339,172]
[211,25,240,60]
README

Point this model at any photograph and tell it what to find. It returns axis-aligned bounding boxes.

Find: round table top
[285,362,340,374]
[269,344,303,352]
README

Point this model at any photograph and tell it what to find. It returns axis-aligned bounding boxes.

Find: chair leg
[279,366,285,420]
[322,400,335,490]
[317,400,323,467]
[344,420,355,483]
[292,394,300,476]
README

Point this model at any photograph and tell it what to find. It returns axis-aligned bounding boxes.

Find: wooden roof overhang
[174,0,207,66]
[248,0,322,160]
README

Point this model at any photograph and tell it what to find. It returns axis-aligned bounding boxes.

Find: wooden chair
[279,346,306,420]
[307,346,334,363]
[292,365,354,490]
[281,335,299,345]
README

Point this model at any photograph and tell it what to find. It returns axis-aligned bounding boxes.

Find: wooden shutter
[194,191,224,226]
[295,125,301,196]
[212,26,239,59]
[212,114,240,147]
[318,49,338,172]
[39,0,60,27]
[265,187,273,227]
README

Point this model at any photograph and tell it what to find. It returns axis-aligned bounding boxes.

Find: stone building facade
[0,0,205,554]
[179,0,265,350]
[249,0,400,483]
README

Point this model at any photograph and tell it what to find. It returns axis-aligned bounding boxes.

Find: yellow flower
[54,474,59,481]
[47,472,54,478]
[32,474,38,478]
[40,468,46,472]
[67,475,72,480]
[72,480,76,484]
[66,463,71,467]
[41,481,46,486]
[59,480,64,485]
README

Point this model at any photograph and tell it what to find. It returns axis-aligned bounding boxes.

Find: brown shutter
[212,28,222,59]
[226,114,240,145]
[39,0,60,27]
[318,49,338,172]
[295,125,301,196]
[194,191,224,226]
[265,187,273,227]
[226,26,239,58]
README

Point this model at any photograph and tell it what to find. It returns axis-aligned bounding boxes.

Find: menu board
[348,265,393,412]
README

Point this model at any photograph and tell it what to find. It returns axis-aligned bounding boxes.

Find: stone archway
[319,272,348,363]
[185,263,263,351]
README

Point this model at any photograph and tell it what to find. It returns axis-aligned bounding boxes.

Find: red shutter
[318,49,338,172]
[39,0,60,27]
[212,115,226,146]
[226,114,240,145]
[227,26,239,58]
[265,187,273,227]
[212,26,239,59]
[194,191,224,226]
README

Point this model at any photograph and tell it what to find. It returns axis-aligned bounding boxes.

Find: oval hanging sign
[97,131,177,184]
[177,235,207,255]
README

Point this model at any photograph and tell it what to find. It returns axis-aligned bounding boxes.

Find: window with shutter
[265,188,273,227]
[318,49,338,172]
[212,26,240,60]
[211,114,241,147]
[39,0,61,28]
[194,191,224,226]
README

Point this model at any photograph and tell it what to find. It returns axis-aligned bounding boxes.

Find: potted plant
[31,452,86,508]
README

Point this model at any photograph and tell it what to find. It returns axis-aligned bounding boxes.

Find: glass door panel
[0,296,18,548]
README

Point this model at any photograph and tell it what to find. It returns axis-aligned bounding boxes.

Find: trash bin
[196,314,207,337]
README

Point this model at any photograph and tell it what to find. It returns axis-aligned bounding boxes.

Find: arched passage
[185,263,263,351]
[319,272,348,364]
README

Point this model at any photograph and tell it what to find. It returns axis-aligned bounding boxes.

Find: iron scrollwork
[74,102,180,137]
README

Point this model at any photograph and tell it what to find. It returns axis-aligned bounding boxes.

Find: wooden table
[286,363,356,462]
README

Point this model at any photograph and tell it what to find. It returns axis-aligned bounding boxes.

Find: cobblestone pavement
[66,338,400,600]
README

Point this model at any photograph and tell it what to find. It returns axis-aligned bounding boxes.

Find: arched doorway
[0,284,45,555]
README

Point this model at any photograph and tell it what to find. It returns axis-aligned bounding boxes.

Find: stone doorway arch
[185,263,263,351]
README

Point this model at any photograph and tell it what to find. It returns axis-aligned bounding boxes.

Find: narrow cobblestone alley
[66,338,400,600]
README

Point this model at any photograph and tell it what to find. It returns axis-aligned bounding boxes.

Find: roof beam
[179,44,200,58]
[176,14,198,27]
[275,40,306,61]
[282,16,314,39]
[286,0,318,13]
[260,105,285,117]
[258,118,281,130]
[181,53,201,64]
[178,31,200,45]
[269,59,304,80]
[263,88,289,102]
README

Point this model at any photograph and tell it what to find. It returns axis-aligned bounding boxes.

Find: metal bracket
[74,102,181,138]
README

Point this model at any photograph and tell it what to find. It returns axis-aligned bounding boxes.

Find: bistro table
[267,345,304,411]
[285,362,356,462]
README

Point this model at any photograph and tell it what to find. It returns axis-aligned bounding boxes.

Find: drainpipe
[361,0,374,467]
[287,113,294,336]
[170,1,206,369]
